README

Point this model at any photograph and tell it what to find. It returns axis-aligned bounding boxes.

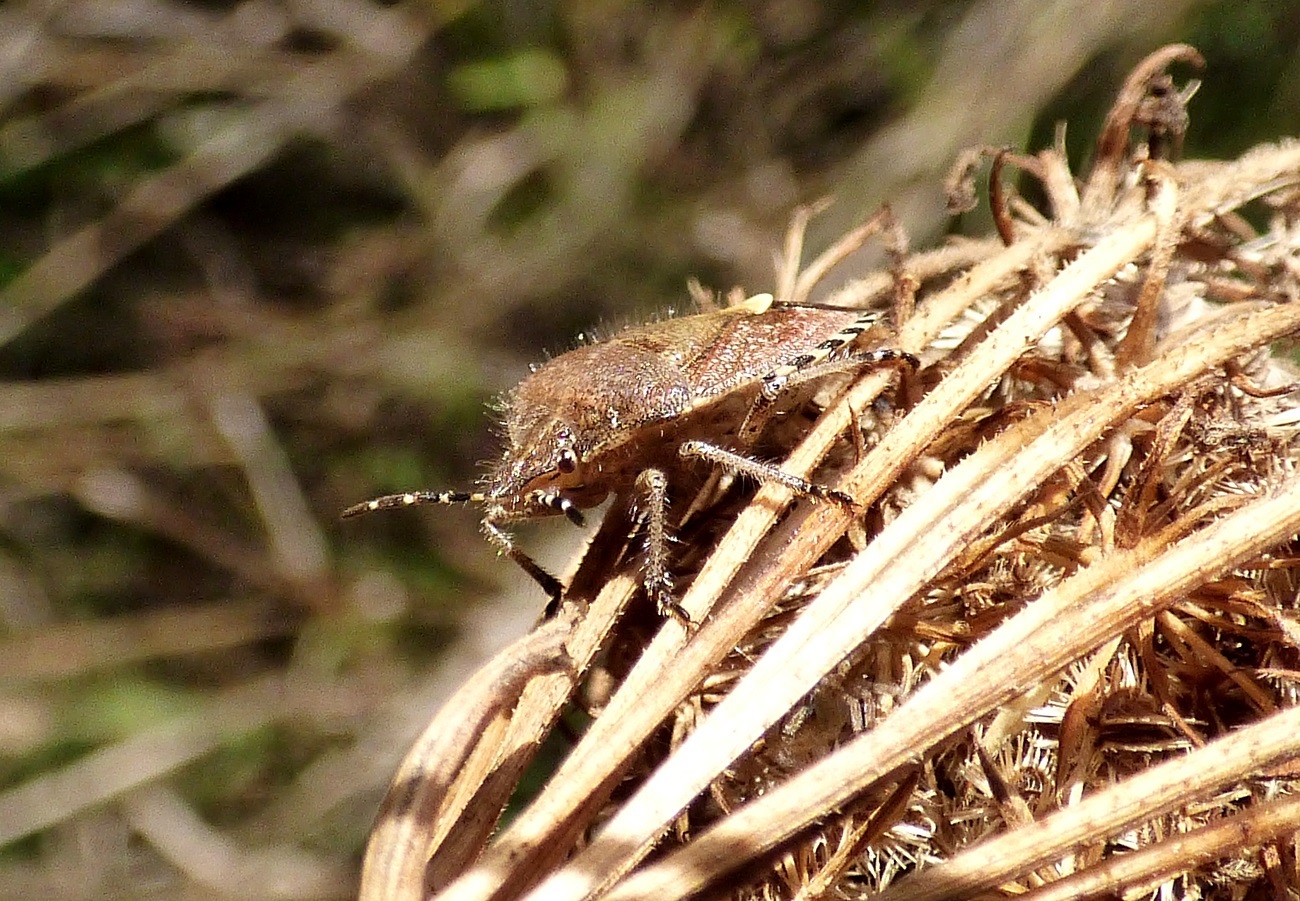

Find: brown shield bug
[343,292,916,617]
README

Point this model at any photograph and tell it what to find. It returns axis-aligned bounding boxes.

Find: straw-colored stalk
[364,45,1300,900]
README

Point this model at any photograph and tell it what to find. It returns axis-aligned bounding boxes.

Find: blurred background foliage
[0,0,1297,896]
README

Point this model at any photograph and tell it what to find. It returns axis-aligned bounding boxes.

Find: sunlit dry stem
[1116,163,1181,367]
[1115,387,1196,546]
[359,617,574,901]
[1082,43,1204,213]
[990,147,1016,246]
[885,210,917,325]
[1019,795,1300,901]
[789,206,894,307]
[775,200,826,305]
[1158,610,1275,711]
[608,461,1300,901]
[531,270,1300,901]
[789,772,920,901]
[420,531,643,896]
[1226,358,1298,397]
[874,703,1300,901]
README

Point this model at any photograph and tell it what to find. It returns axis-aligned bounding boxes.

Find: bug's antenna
[341,491,485,518]
[530,490,586,527]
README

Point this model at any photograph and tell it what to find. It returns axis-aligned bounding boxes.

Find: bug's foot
[827,487,859,507]
[542,591,564,619]
[804,481,858,508]
[659,597,696,629]
[646,575,695,628]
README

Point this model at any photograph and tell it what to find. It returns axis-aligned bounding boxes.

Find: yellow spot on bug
[727,293,774,315]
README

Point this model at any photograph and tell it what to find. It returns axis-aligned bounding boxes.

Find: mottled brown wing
[682,307,865,397]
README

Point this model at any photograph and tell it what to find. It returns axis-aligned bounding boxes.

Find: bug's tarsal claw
[660,598,695,628]
[828,487,858,507]
[645,573,693,627]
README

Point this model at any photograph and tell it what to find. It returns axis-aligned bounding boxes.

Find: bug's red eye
[557,449,578,473]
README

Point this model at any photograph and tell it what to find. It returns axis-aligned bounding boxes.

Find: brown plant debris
[366,45,1300,901]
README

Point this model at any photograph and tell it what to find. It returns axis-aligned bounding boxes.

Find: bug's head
[486,411,608,518]
[487,337,679,518]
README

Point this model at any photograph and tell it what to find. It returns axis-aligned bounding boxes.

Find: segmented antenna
[340,491,483,518]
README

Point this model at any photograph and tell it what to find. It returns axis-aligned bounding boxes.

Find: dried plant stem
[820,236,1006,310]
[421,571,640,893]
[1081,43,1204,213]
[789,775,919,901]
[413,489,651,896]
[1016,794,1300,901]
[609,465,1300,900]
[434,227,1065,901]
[359,617,573,901]
[774,201,822,305]
[898,710,1300,901]
[1115,167,1180,367]
[789,207,892,306]
[518,220,1164,901]
[413,508,657,888]
[849,221,1141,510]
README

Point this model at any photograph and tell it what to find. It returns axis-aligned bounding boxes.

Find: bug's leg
[739,347,918,446]
[481,517,566,616]
[634,467,691,624]
[343,490,566,613]
[763,348,918,401]
[738,308,917,446]
[738,352,904,462]
[679,439,857,507]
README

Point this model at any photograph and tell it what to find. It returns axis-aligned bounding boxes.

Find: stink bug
[343,292,916,617]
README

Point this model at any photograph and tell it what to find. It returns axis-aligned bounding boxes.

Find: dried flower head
[363,44,1300,901]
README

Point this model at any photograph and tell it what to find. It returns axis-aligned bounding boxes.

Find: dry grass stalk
[365,45,1300,900]
[361,616,574,899]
